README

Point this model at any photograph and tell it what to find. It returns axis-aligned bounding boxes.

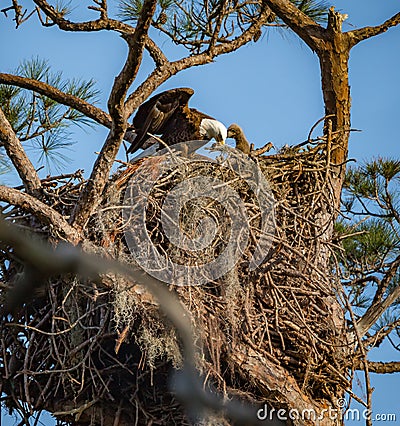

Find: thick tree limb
[230,343,334,425]
[0,107,41,193]
[69,0,157,231]
[107,0,157,119]
[263,0,325,51]
[355,361,400,374]
[357,254,400,337]
[348,12,400,47]
[0,73,111,128]
[0,185,80,243]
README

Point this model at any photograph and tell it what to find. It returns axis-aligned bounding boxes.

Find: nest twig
[0,141,352,424]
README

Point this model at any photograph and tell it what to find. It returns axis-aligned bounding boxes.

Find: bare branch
[33,0,117,30]
[230,342,329,418]
[69,0,157,231]
[357,254,400,336]
[0,185,80,243]
[108,0,157,120]
[145,38,169,68]
[355,361,400,374]
[32,0,168,67]
[349,11,400,47]
[1,0,31,28]
[264,0,325,51]
[125,1,273,115]
[207,0,228,54]
[0,73,111,128]
[0,107,41,193]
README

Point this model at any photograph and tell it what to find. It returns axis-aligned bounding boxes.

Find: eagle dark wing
[127,88,194,154]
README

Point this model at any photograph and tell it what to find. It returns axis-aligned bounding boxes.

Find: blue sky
[1,0,400,424]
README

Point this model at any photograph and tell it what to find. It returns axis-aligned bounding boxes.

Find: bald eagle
[227,123,251,155]
[127,88,227,154]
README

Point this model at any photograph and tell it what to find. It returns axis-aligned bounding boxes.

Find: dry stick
[32,0,168,67]
[344,294,372,426]
[0,220,282,426]
[124,2,272,117]
[23,331,35,415]
[53,399,98,418]
[13,170,84,190]
[289,114,336,150]
[0,185,81,243]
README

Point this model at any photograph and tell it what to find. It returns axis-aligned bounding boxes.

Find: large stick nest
[0,142,351,425]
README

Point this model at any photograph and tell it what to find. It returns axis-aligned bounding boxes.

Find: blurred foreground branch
[0,219,283,426]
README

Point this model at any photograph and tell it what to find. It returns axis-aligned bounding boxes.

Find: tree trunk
[318,10,352,207]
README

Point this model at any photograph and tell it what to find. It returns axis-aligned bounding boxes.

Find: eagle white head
[200,118,227,144]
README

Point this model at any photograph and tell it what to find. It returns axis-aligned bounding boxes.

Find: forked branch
[125,1,273,115]
[108,0,158,119]
[33,0,168,67]
[0,185,80,243]
[264,0,325,51]
[69,0,157,231]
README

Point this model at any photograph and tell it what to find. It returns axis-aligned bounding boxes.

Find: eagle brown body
[227,123,251,155]
[127,88,227,154]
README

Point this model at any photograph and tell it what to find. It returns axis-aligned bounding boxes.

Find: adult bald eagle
[127,88,227,154]
[227,123,251,155]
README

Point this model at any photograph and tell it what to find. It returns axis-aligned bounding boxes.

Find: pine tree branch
[263,0,326,52]
[0,73,111,128]
[33,0,168,67]
[0,185,80,243]
[356,254,400,337]
[125,1,272,115]
[69,0,158,231]
[364,318,400,350]
[0,107,41,193]
[355,361,400,374]
[348,12,400,48]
